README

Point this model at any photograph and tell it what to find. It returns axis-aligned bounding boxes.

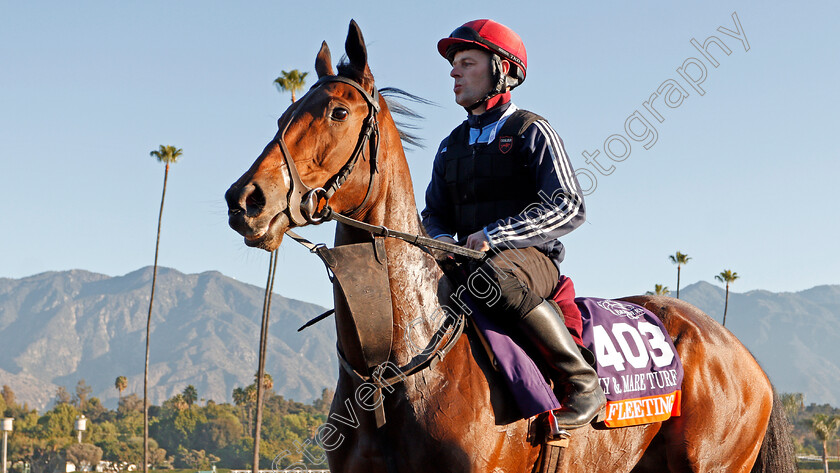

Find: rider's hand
[465,230,491,252]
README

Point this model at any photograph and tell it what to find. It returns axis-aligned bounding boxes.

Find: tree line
[0,380,334,473]
[782,392,840,473]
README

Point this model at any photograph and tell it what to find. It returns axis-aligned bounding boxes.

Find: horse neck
[360,125,421,234]
[334,114,453,369]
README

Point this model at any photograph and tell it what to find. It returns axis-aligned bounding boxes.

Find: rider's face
[450,49,494,111]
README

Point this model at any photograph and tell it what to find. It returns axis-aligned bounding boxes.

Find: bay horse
[225,21,795,473]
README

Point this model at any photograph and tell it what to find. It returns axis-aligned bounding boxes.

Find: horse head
[225,20,385,251]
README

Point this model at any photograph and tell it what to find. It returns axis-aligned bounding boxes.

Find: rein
[328,210,487,260]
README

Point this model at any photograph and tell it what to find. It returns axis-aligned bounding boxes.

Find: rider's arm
[484,120,586,249]
[421,138,456,240]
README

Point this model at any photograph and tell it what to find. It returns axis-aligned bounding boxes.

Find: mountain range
[0,268,837,411]
[0,267,336,411]
[677,280,840,406]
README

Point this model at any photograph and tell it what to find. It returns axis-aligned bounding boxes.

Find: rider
[422,19,606,428]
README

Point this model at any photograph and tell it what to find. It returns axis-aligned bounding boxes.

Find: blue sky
[1,1,838,312]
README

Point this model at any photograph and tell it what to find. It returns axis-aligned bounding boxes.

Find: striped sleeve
[484,120,586,248]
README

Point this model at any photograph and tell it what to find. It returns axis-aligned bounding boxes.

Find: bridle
[274,72,488,261]
[275,74,381,226]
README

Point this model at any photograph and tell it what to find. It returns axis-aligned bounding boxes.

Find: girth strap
[335,309,466,386]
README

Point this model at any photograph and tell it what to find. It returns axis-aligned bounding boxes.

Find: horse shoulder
[382,241,541,469]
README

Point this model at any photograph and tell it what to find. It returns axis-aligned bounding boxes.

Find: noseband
[275,75,381,226]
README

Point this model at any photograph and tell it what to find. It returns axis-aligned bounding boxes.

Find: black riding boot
[518,299,606,429]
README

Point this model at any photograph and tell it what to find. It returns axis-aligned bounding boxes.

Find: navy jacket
[421,102,585,269]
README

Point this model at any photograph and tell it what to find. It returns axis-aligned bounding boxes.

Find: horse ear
[315,41,334,78]
[345,19,368,72]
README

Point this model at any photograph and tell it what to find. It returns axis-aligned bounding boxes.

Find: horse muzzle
[225,181,290,251]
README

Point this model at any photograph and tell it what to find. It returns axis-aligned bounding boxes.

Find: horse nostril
[225,182,266,217]
[243,183,266,216]
[225,185,245,215]
[225,186,240,214]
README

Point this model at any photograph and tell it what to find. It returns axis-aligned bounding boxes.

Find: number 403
[592,322,675,372]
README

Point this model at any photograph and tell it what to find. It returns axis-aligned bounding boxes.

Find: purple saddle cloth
[469,296,683,422]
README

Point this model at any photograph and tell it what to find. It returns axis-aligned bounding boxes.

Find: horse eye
[331,107,348,121]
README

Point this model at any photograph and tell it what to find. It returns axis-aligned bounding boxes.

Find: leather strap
[286,228,468,387]
[328,210,487,260]
[336,308,466,387]
[540,415,570,473]
[540,437,569,473]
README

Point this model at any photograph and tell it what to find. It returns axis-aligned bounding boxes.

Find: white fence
[229,470,329,473]
[796,454,840,461]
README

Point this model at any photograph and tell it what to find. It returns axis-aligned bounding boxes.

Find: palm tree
[239,373,275,436]
[810,414,840,473]
[668,251,691,299]
[232,387,248,407]
[253,252,279,473]
[115,376,127,402]
[144,144,183,473]
[715,269,740,327]
[645,284,670,296]
[273,69,308,103]
[243,384,257,434]
[232,386,252,433]
[780,392,804,421]
[182,385,198,407]
[255,372,273,392]
[176,394,190,410]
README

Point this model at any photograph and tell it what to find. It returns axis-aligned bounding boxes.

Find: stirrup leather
[540,411,571,473]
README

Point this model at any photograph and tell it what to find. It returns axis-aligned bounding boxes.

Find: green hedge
[150,470,232,473]
[797,459,840,472]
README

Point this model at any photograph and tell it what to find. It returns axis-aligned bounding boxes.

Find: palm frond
[811,414,840,441]
[149,144,183,164]
[274,69,308,95]
[715,269,740,284]
[669,251,691,265]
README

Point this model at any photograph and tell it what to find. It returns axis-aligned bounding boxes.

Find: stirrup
[546,411,571,441]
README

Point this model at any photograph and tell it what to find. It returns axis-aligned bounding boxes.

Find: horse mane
[337,57,435,150]
[379,87,436,150]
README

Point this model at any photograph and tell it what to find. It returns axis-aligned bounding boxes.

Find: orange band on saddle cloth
[603,390,682,427]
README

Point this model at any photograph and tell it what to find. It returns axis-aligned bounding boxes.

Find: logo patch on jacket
[499,136,513,154]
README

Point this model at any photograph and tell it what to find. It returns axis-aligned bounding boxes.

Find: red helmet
[437,19,527,87]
